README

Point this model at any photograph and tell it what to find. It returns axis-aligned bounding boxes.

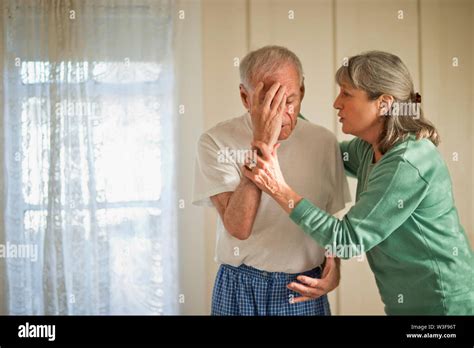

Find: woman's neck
[372,146,383,163]
[359,125,383,163]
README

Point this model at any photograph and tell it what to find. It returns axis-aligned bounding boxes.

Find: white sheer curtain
[2,0,178,314]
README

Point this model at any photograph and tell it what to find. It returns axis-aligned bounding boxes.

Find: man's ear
[300,82,305,102]
[239,84,251,111]
[378,94,394,116]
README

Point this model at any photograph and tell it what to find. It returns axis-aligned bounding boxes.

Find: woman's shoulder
[340,136,372,156]
[388,134,438,160]
[384,134,445,182]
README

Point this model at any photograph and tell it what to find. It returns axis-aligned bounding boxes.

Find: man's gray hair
[239,45,304,89]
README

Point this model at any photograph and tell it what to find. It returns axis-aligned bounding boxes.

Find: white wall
[174,0,207,315]
[420,0,473,242]
[191,0,473,315]
[201,0,249,312]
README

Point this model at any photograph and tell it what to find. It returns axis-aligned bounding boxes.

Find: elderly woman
[244,51,473,315]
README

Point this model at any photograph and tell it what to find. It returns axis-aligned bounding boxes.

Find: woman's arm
[271,182,303,214]
[244,142,429,257]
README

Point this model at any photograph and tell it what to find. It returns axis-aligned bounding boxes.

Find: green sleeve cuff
[289,198,315,224]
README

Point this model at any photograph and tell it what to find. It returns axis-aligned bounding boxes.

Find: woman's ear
[378,94,394,116]
[239,84,251,111]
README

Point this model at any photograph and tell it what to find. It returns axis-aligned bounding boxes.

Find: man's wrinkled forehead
[249,64,300,91]
[253,77,300,99]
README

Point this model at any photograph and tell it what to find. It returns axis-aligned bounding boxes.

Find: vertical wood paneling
[249,0,336,132]
[175,0,206,315]
[333,0,422,315]
[420,0,473,244]
[201,0,248,313]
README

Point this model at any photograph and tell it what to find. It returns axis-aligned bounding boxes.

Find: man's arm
[210,175,261,240]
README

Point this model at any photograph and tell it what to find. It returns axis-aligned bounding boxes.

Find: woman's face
[333,82,383,142]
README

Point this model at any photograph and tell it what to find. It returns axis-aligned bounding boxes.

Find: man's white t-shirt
[193,113,351,273]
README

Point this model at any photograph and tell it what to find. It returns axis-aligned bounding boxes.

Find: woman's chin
[341,123,352,135]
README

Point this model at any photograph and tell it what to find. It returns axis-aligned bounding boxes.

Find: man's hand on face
[249,81,287,148]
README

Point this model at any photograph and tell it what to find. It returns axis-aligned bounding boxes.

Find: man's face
[243,63,304,141]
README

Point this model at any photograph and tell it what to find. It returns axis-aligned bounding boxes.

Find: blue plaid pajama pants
[211,263,331,316]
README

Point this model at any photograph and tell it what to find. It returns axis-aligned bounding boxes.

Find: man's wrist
[241,174,260,190]
[252,134,273,146]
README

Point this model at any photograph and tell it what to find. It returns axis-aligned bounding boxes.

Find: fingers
[252,81,265,108]
[321,256,336,278]
[276,92,287,116]
[291,296,313,304]
[272,143,281,157]
[287,282,325,298]
[263,82,282,110]
[242,164,257,179]
[251,141,273,161]
[297,275,329,293]
[270,85,287,114]
[296,275,320,288]
[251,81,287,117]
[244,151,266,171]
[244,150,258,169]
[325,256,336,266]
[242,165,265,187]
[242,165,258,184]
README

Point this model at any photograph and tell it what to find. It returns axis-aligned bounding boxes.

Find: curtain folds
[2,0,178,314]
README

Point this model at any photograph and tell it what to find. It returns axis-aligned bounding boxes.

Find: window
[3,0,177,315]
[18,60,172,314]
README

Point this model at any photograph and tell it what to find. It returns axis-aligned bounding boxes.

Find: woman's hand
[243,141,287,196]
[287,257,341,303]
[249,82,287,148]
[243,141,303,213]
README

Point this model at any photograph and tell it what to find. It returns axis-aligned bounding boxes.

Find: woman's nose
[333,95,342,110]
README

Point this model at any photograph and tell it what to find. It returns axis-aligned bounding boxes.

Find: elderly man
[193,45,350,315]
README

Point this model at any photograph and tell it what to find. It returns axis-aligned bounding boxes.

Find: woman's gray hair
[335,50,439,154]
[239,45,304,89]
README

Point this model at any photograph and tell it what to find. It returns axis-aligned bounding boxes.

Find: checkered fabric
[211,263,331,316]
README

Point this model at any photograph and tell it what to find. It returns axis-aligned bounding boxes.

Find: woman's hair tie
[412,92,421,103]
